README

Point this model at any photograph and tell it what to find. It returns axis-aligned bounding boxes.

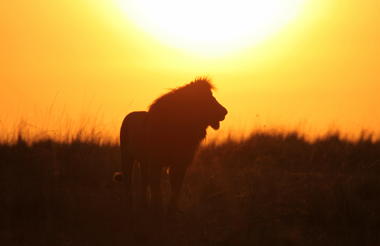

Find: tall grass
[1,130,380,245]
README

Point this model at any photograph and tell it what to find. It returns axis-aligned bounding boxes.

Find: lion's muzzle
[210,105,228,130]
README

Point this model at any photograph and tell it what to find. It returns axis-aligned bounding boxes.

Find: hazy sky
[1,0,379,140]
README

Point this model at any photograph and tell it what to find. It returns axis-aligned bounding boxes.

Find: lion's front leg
[168,164,187,216]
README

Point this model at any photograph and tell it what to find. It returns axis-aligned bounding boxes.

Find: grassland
[1,131,380,245]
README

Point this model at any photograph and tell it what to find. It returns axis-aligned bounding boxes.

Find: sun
[114,0,306,55]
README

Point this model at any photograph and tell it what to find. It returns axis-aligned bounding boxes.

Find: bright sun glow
[115,0,306,55]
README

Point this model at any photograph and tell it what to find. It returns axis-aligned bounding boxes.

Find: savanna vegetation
[1,130,380,245]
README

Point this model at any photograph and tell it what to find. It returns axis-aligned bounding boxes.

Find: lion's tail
[113,171,124,183]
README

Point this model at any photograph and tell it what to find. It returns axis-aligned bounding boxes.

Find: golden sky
[1,0,379,140]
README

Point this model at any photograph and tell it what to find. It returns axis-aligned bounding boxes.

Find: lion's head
[184,78,227,130]
[148,78,227,144]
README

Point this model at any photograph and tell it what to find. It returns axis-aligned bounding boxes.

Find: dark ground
[1,131,380,245]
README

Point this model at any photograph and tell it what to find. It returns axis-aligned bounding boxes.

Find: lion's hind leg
[121,150,134,212]
[150,165,163,217]
[139,161,150,211]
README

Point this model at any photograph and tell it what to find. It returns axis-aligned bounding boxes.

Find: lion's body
[118,78,227,214]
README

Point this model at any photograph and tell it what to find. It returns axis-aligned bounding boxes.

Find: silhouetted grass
[1,130,380,245]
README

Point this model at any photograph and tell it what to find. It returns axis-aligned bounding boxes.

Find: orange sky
[1,0,379,141]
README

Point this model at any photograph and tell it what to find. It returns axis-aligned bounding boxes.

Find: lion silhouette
[116,78,227,215]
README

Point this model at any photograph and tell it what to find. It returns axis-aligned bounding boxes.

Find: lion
[116,77,227,215]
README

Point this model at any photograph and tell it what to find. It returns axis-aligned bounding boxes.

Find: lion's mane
[146,77,216,160]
